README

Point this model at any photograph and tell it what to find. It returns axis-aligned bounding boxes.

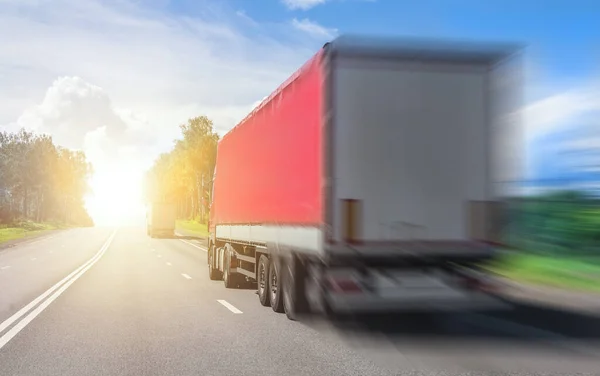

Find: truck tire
[208,246,222,281]
[269,260,284,313]
[257,255,270,307]
[283,255,309,321]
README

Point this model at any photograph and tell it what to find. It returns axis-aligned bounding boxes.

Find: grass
[483,252,600,293]
[176,220,209,238]
[0,221,64,244]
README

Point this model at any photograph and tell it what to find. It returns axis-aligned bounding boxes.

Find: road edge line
[0,230,117,336]
[179,239,207,252]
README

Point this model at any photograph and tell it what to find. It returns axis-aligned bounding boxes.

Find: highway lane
[165,233,600,374]
[0,227,115,322]
[0,227,401,376]
[1,226,600,375]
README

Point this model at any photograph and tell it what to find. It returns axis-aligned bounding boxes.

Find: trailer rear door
[328,54,505,246]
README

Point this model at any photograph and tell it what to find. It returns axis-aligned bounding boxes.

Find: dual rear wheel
[257,254,309,320]
[211,246,313,320]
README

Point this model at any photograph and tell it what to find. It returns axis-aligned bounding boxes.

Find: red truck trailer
[208,36,522,320]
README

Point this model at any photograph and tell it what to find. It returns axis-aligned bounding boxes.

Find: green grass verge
[483,252,600,293]
[0,221,65,244]
[176,220,209,238]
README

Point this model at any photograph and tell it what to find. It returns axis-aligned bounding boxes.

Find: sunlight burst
[85,167,146,226]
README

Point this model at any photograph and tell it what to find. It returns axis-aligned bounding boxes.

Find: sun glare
[85,168,146,226]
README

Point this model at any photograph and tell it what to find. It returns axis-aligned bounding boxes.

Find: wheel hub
[259,263,266,292]
[271,270,278,300]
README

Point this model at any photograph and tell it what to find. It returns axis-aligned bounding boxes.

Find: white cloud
[0,0,327,152]
[522,89,600,141]
[282,0,328,10]
[7,76,158,167]
[0,0,328,224]
[291,18,338,39]
[0,0,322,138]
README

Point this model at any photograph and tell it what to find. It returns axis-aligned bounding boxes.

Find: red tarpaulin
[210,51,324,227]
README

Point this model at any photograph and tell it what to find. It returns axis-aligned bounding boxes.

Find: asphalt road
[1,227,600,376]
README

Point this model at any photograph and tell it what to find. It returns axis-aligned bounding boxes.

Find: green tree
[145,116,219,223]
[0,128,94,226]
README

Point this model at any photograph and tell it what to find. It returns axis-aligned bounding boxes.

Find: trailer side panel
[210,52,324,228]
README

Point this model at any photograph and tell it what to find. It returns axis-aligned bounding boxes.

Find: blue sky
[0,0,598,222]
[177,0,600,96]
[222,0,599,188]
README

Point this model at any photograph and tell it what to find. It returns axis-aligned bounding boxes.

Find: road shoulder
[0,229,68,252]
[498,277,600,314]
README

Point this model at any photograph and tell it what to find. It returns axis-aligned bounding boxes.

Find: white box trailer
[147,202,176,238]
[208,35,522,320]
[320,37,520,316]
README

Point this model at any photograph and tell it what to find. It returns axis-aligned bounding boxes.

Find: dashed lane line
[217,300,243,314]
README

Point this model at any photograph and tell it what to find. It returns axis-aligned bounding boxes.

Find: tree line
[0,129,94,226]
[506,190,600,257]
[144,116,219,223]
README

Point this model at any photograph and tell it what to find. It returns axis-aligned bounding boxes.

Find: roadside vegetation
[485,253,600,293]
[176,219,209,238]
[484,190,600,292]
[144,116,219,229]
[0,221,68,244]
[0,129,94,244]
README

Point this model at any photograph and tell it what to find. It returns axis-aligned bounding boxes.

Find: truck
[147,202,177,238]
[207,35,522,320]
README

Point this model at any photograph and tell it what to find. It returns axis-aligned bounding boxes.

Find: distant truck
[207,35,521,320]
[147,202,176,238]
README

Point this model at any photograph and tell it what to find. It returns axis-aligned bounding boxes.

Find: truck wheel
[283,255,309,321]
[257,255,270,307]
[269,260,284,313]
[208,246,222,281]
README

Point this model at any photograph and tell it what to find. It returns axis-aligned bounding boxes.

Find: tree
[145,116,219,223]
[0,128,93,226]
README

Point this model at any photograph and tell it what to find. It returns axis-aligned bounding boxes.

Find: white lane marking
[179,239,208,252]
[166,262,172,266]
[217,300,243,314]
[181,273,192,280]
[0,230,117,349]
[30,258,37,261]
[0,266,10,270]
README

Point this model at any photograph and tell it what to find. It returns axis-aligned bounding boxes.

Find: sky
[0,0,598,224]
